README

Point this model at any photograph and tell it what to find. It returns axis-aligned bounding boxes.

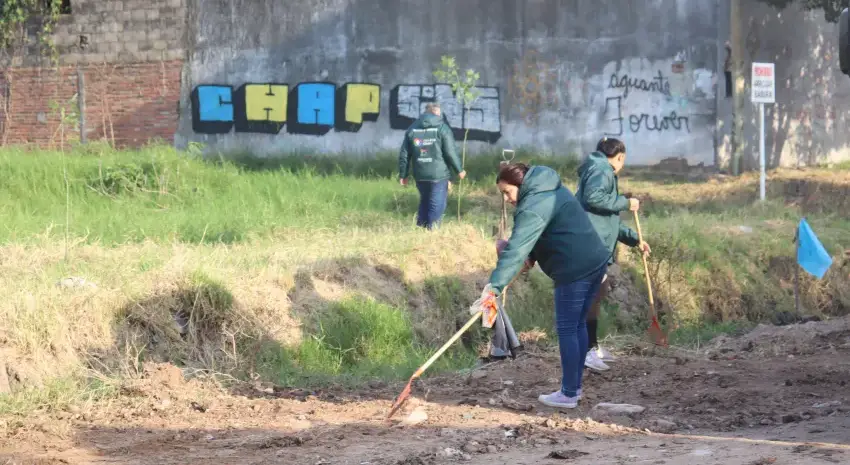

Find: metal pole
[759,103,765,201]
[77,66,87,144]
[731,0,744,176]
[793,226,801,314]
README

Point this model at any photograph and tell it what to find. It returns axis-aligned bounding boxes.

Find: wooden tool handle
[633,211,656,311]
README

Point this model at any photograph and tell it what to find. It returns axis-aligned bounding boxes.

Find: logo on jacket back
[411,129,437,148]
[411,128,438,163]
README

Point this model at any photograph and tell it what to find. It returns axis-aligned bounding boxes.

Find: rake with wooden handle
[385,310,481,420]
[386,275,519,420]
[633,210,668,347]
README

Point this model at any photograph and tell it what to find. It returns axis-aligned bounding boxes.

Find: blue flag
[797,218,832,279]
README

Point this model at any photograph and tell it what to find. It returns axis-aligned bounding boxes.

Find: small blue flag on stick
[797,218,832,279]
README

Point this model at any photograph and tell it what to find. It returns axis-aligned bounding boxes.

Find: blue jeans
[415,180,449,229]
[554,263,608,397]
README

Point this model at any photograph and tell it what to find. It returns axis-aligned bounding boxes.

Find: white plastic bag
[469,284,499,328]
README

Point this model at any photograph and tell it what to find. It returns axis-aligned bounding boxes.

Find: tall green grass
[258,296,480,386]
[2,143,849,411]
[0,145,579,245]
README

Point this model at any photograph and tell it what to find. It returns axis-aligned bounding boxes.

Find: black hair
[596,137,626,158]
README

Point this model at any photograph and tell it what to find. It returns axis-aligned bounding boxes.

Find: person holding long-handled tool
[387,162,610,418]
[486,163,611,409]
[576,137,654,370]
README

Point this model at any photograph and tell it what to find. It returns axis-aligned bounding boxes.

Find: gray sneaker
[596,346,616,363]
[538,390,579,409]
[584,350,610,372]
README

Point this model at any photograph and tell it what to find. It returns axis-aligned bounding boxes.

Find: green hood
[575,151,639,263]
[488,165,610,293]
[517,166,562,206]
[577,151,612,180]
[419,113,444,128]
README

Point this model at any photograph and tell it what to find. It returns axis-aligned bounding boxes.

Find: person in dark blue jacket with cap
[485,162,610,409]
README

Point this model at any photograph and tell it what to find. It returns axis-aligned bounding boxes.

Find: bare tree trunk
[77,66,87,144]
[730,0,746,175]
[0,71,10,146]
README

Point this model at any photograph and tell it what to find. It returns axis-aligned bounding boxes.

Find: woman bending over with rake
[484,163,610,409]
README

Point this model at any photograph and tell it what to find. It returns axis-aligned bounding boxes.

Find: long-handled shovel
[633,210,668,347]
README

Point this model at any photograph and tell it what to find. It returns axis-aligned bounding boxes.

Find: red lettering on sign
[754,66,773,77]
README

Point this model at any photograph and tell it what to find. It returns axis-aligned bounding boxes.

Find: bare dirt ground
[3,317,850,465]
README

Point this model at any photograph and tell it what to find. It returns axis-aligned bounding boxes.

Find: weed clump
[111,271,265,377]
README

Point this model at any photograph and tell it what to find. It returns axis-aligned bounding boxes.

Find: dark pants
[554,264,608,397]
[586,274,609,350]
[415,179,449,229]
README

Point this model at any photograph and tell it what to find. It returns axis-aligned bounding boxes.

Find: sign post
[751,62,775,201]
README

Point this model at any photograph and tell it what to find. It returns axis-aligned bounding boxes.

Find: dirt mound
[707,316,850,358]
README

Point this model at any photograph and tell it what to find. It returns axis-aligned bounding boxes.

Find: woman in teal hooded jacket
[575,137,651,372]
[488,163,610,409]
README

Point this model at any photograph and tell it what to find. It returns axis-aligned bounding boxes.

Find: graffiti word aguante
[608,70,671,99]
[191,81,502,142]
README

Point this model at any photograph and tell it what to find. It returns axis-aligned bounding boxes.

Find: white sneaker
[596,346,616,363]
[584,350,610,372]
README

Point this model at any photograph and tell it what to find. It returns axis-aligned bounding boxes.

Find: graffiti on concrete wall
[602,64,711,137]
[507,50,560,124]
[603,96,691,136]
[192,82,381,135]
[192,81,501,142]
[389,84,501,142]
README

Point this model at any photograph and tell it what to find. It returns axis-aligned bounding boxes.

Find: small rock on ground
[402,407,428,426]
[648,419,677,433]
[56,277,97,289]
[593,403,646,415]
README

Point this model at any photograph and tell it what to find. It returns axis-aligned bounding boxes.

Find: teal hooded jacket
[489,166,610,293]
[398,113,462,182]
[575,152,640,264]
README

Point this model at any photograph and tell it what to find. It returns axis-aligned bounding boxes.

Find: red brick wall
[0,60,182,148]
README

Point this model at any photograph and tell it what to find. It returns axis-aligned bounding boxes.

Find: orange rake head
[648,315,668,347]
[386,377,415,420]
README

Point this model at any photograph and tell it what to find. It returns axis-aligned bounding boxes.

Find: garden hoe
[633,210,668,347]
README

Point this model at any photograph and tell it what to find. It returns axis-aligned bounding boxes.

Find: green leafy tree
[433,55,481,221]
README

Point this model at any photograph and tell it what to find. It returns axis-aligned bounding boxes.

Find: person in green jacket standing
[486,163,610,409]
[398,103,467,229]
[575,137,651,372]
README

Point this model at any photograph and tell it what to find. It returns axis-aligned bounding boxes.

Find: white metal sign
[751,62,775,202]
[751,62,775,104]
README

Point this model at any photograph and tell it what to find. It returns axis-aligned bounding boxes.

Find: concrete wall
[176,0,721,165]
[717,2,850,169]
